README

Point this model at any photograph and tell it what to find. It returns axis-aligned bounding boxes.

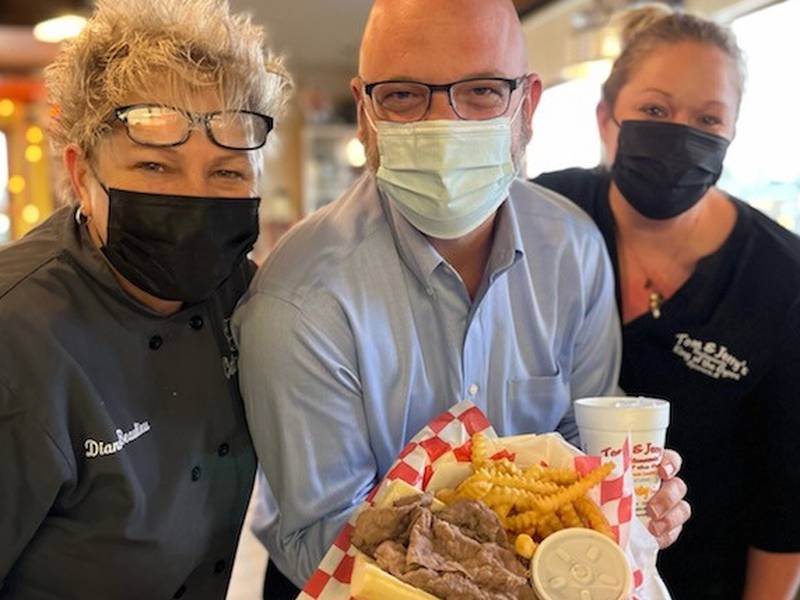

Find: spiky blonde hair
[45,0,292,171]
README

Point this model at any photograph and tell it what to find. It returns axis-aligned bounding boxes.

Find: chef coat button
[149,335,163,350]
[190,315,204,330]
[191,466,202,481]
[217,443,230,457]
[468,383,479,396]
[173,584,187,598]
[214,559,227,574]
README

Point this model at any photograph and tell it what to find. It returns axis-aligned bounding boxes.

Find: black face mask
[611,120,730,220]
[95,186,260,303]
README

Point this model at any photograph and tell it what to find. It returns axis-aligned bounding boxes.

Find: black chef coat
[0,206,257,599]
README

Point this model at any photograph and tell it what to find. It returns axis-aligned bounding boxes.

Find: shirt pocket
[504,370,571,435]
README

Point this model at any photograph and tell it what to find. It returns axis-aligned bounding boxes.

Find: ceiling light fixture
[33,14,87,44]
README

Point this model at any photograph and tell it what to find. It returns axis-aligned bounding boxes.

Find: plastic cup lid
[531,528,632,600]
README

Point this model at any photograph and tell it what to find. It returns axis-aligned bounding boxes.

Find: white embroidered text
[672,333,749,380]
[84,421,152,458]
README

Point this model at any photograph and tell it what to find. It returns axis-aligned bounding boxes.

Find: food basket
[297,400,671,600]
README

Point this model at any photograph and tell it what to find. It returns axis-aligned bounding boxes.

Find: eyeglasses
[363,76,525,122]
[111,104,274,151]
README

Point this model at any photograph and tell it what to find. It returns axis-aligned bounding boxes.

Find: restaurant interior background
[1,0,799,256]
[1,0,797,598]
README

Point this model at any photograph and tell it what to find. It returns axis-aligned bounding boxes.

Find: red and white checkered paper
[297,400,668,600]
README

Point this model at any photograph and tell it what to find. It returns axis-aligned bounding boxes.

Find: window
[0,130,10,244]
[525,77,602,179]
[719,0,800,233]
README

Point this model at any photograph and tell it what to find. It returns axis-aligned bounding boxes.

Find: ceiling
[0,0,87,26]
[227,0,555,82]
[228,0,369,78]
[0,0,555,78]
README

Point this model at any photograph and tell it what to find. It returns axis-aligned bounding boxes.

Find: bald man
[235,0,690,593]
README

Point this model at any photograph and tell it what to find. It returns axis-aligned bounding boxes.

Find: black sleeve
[0,381,73,580]
[748,297,800,552]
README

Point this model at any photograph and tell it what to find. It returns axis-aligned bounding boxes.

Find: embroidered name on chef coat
[84,421,152,458]
[672,333,750,381]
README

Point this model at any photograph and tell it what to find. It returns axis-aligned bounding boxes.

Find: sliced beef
[437,500,509,545]
[353,494,533,600]
[374,540,408,578]
[352,493,432,555]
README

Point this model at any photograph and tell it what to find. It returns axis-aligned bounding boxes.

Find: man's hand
[646,449,691,548]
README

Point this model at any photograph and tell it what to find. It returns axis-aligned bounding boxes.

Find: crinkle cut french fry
[493,503,513,518]
[557,501,583,528]
[514,534,537,560]
[482,486,538,510]
[505,509,546,533]
[524,464,579,485]
[545,512,565,535]
[440,436,619,555]
[483,472,561,495]
[542,468,580,485]
[533,462,614,513]
[455,479,492,501]
[574,495,615,539]
[471,432,490,468]
[491,458,522,477]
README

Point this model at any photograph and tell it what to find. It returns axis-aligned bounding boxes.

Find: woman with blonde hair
[535,4,800,598]
[0,0,290,597]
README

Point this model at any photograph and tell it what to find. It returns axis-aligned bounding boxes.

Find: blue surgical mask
[367,100,523,239]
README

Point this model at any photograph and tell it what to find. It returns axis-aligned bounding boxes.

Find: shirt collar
[379,186,444,292]
[485,187,525,282]
[378,176,525,291]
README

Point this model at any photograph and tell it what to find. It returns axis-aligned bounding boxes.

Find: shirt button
[214,559,227,574]
[149,335,163,350]
[191,466,202,482]
[173,585,187,598]
[468,383,479,396]
[217,443,230,457]
[190,315,204,330]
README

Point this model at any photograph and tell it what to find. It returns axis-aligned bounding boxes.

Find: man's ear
[64,144,93,217]
[523,73,543,124]
[351,76,368,145]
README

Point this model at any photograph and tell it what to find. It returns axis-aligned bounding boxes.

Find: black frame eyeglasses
[111,104,274,151]
[363,76,526,122]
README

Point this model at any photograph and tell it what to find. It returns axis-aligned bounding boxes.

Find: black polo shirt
[534,167,800,599]
[0,206,257,599]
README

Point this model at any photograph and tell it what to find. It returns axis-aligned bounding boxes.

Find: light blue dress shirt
[233,174,621,586]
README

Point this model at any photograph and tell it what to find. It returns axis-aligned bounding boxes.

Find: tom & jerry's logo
[672,333,749,381]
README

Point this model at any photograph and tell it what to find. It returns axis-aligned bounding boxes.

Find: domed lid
[531,527,632,600]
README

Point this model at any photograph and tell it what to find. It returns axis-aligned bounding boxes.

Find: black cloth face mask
[93,185,260,303]
[611,120,730,220]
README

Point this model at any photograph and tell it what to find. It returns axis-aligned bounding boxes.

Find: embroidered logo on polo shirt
[672,333,749,381]
[84,421,152,458]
